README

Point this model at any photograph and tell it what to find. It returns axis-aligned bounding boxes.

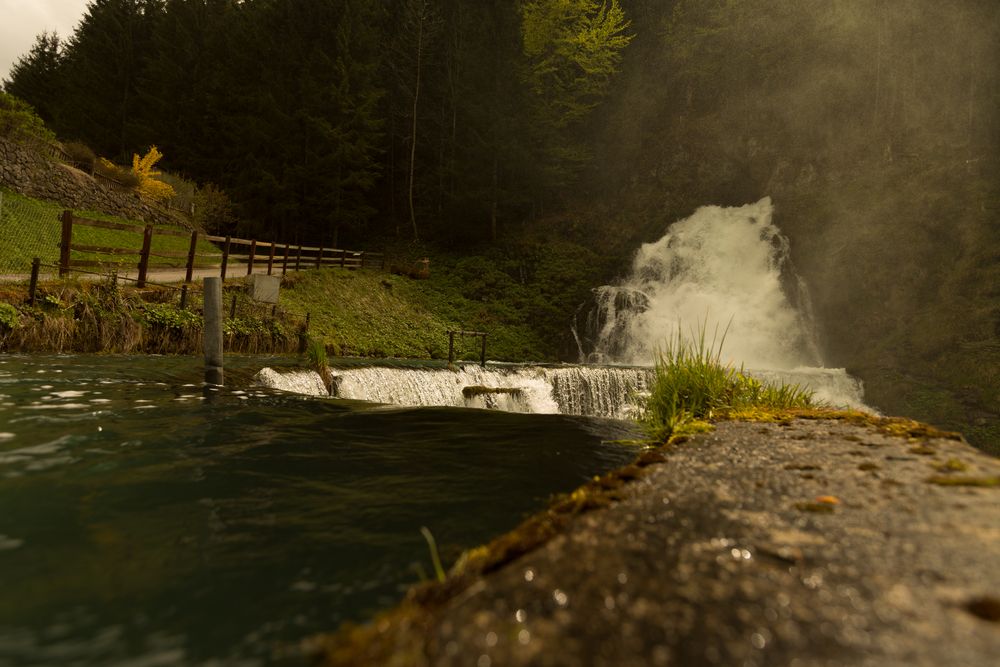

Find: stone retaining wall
[0,137,180,226]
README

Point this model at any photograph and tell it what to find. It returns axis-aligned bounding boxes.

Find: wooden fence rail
[57,210,384,286]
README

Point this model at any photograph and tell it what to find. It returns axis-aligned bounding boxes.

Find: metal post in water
[480,333,487,368]
[448,331,455,365]
[203,277,224,386]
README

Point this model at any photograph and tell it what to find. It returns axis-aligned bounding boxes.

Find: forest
[3,0,634,247]
[4,0,999,449]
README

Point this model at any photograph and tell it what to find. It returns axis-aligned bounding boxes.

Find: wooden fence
[57,210,384,287]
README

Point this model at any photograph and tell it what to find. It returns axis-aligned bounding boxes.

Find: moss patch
[931,459,970,473]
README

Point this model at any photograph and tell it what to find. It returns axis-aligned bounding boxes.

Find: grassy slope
[279,268,552,361]
[0,187,219,273]
[0,192,610,363]
[278,235,609,362]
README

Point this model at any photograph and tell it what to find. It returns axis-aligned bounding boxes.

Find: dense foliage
[0,91,55,144]
[3,0,632,246]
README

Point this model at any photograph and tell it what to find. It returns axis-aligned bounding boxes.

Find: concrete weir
[313,417,1000,666]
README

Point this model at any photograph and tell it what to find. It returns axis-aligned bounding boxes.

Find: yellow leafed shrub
[132,146,176,202]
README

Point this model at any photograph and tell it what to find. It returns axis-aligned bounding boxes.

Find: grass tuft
[641,324,814,441]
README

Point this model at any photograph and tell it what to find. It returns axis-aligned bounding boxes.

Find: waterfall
[579,197,820,369]
[254,197,868,417]
[575,197,868,409]
[253,367,328,396]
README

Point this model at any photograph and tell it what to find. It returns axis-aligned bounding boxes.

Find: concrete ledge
[313,417,1000,666]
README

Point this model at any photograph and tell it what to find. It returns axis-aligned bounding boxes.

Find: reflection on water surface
[0,355,636,666]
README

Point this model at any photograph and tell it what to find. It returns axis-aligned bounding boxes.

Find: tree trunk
[408,2,425,242]
[490,155,498,243]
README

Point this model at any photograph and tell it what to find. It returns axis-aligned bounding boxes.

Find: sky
[0,0,91,81]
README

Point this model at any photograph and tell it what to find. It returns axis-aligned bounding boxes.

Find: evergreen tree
[58,0,164,158]
[2,32,65,127]
[135,0,236,176]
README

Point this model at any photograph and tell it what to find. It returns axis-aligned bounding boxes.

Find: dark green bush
[62,141,97,172]
[93,158,140,189]
[193,183,237,235]
[0,92,55,145]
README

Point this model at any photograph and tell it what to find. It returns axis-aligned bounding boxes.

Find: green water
[0,355,637,666]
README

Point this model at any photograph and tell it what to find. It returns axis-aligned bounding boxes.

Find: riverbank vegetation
[0,275,298,355]
[0,246,608,361]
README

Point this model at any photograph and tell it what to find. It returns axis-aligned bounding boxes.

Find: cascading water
[579,197,820,368]
[257,197,866,415]
[254,365,654,420]
[577,197,866,408]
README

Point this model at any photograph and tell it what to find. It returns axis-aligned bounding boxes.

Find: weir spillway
[255,365,655,419]
[254,363,867,419]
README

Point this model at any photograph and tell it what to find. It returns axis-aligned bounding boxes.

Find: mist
[585,0,1000,450]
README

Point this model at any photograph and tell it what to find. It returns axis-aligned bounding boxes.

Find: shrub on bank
[0,279,301,355]
[62,141,97,172]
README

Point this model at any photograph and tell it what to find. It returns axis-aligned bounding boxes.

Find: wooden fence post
[480,334,487,368]
[316,246,324,269]
[185,230,198,283]
[282,244,290,275]
[340,249,346,268]
[247,239,257,276]
[137,224,153,288]
[358,251,365,269]
[448,331,455,365]
[59,211,73,277]
[28,257,40,305]
[295,245,302,271]
[221,236,231,282]
[267,243,275,276]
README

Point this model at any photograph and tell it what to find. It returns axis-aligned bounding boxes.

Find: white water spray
[583,198,820,369]
[575,198,868,409]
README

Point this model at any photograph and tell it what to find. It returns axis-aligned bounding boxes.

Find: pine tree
[3,32,65,126]
[58,0,164,158]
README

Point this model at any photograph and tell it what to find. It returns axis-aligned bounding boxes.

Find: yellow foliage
[131,146,175,202]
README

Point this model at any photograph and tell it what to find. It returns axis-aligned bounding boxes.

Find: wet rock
[317,418,1000,666]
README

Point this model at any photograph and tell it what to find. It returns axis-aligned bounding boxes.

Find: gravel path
[318,418,1000,666]
[0,265,279,285]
